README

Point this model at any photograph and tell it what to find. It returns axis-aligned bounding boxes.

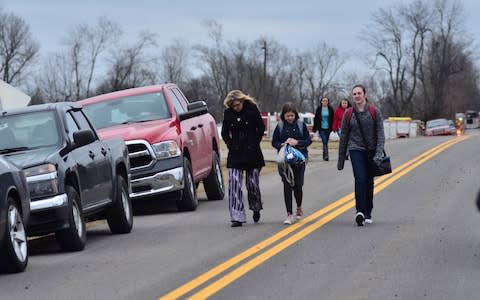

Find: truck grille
[126,141,155,171]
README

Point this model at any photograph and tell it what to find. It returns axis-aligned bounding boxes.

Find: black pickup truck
[0,102,132,251]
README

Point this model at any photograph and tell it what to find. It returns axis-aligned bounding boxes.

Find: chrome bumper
[130,167,184,199]
[30,194,68,212]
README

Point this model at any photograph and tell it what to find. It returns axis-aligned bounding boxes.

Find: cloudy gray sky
[1,0,480,74]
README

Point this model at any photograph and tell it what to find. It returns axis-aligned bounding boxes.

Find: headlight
[25,164,59,198]
[151,141,181,160]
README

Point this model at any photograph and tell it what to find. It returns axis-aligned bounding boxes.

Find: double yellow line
[159,136,468,300]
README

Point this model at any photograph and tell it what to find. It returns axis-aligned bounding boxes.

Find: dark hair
[280,102,299,121]
[352,84,366,94]
[352,84,369,102]
[321,96,330,105]
[338,98,352,108]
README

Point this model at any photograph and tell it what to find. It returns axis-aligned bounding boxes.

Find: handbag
[354,109,392,177]
[276,145,287,164]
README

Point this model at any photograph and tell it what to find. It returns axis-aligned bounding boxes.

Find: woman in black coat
[313,96,334,161]
[221,90,265,227]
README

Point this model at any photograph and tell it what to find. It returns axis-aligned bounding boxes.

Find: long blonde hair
[223,90,257,108]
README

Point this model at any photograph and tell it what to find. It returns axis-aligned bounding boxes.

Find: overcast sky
[1,0,480,75]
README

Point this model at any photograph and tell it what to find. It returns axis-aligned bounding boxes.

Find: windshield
[83,92,171,129]
[0,110,59,153]
[466,112,478,119]
[426,119,448,128]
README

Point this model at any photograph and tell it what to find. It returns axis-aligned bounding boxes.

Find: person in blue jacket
[272,103,312,225]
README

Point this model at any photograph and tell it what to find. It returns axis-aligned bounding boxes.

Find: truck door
[173,88,211,176]
[167,89,208,178]
[70,110,113,209]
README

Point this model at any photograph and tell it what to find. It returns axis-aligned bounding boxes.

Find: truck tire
[107,176,133,234]
[55,186,86,251]
[176,157,198,211]
[203,152,225,200]
[0,197,28,273]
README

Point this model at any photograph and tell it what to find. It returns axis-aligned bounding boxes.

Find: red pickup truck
[79,84,224,211]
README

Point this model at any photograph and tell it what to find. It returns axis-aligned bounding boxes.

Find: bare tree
[0,11,39,84]
[303,42,346,111]
[365,0,431,116]
[158,39,191,85]
[61,17,121,100]
[97,32,157,93]
[418,0,473,120]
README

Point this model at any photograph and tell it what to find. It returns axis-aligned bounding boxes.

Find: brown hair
[280,102,299,121]
[223,90,257,108]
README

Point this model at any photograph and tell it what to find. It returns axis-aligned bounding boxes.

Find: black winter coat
[221,101,265,170]
[313,105,334,132]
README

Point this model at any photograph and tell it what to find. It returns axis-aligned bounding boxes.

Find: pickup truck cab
[79,84,225,211]
[0,103,132,251]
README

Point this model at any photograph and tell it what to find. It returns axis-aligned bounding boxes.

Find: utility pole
[261,40,267,102]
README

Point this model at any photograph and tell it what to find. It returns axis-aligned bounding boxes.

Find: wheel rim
[214,159,224,191]
[121,190,132,224]
[72,201,83,238]
[187,170,195,197]
[8,205,27,263]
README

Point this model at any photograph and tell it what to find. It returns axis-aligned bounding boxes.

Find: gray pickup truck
[0,102,132,251]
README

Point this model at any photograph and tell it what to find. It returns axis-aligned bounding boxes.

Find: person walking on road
[313,97,334,161]
[333,98,351,134]
[221,90,265,227]
[337,84,385,226]
[272,103,312,225]
[333,98,352,160]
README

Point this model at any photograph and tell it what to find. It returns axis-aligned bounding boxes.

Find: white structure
[0,80,30,110]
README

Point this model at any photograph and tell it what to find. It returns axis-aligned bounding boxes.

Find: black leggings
[279,163,305,214]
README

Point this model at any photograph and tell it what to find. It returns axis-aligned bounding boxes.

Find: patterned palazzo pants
[228,168,263,223]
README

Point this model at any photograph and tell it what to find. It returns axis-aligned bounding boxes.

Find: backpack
[277,119,304,136]
[346,104,376,122]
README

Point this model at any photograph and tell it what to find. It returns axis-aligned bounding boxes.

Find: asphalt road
[1,131,479,300]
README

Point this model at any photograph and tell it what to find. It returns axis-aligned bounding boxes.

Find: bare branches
[0,11,39,84]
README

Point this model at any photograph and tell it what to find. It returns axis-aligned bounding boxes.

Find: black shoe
[231,221,242,227]
[253,211,260,223]
[355,212,365,227]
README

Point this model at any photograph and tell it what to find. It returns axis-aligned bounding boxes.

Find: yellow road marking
[159,137,467,300]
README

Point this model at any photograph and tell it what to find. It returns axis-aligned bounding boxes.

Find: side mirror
[179,101,208,121]
[73,129,96,148]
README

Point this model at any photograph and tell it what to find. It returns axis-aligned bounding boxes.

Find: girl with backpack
[337,85,385,226]
[272,103,312,225]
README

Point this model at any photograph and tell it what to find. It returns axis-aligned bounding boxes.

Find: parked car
[425,119,454,136]
[0,156,30,273]
[0,103,132,251]
[79,84,225,211]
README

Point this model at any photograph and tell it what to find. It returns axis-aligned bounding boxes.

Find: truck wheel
[107,176,133,234]
[203,152,225,200]
[0,197,28,273]
[176,157,197,211]
[55,186,86,251]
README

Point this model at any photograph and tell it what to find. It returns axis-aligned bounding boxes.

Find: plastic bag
[330,131,340,141]
[285,144,306,164]
[276,145,287,164]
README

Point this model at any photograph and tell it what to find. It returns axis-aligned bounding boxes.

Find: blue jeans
[349,150,375,218]
[319,129,330,145]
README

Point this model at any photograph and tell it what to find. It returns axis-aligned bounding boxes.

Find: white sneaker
[355,212,365,226]
[365,218,373,224]
[283,214,295,225]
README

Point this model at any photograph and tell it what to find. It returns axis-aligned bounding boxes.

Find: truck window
[168,89,186,114]
[72,110,95,133]
[65,112,80,143]
[83,92,171,129]
[172,88,190,107]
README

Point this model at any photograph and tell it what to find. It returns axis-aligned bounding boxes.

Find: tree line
[0,0,478,122]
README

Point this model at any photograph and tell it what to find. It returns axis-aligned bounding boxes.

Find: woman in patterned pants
[221,90,265,227]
